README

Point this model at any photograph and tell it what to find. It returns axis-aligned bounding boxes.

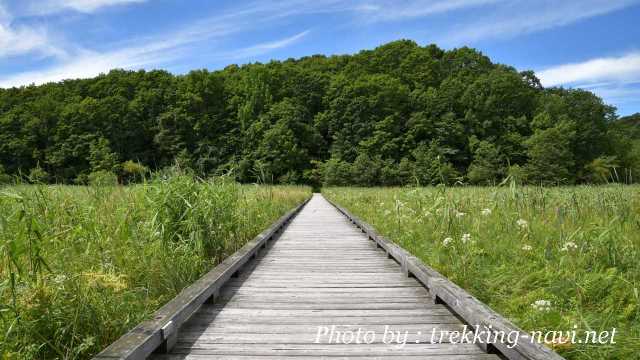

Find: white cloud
[586,84,640,104]
[443,0,639,44]
[0,0,146,61]
[0,31,311,87]
[220,31,310,60]
[0,1,318,87]
[211,0,499,23]
[4,0,636,95]
[537,53,640,87]
[0,23,51,57]
[354,0,503,21]
[0,4,66,58]
[0,50,153,88]
[581,83,640,114]
[0,0,521,64]
[537,54,640,113]
[29,0,147,15]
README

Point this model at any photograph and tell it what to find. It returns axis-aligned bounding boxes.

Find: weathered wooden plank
[152,355,501,360]
[232,277,411,282]
[197,308,453,316]
[174,330,466,344]
[168,343,489,356]
[220,287,429,295]
[177,323,469,334]
[228,278,418,283]
[225,283,421,288]
[183,315,460,326]
[214,302,439,310]
[216,295,435,303]
[230,281,412,285]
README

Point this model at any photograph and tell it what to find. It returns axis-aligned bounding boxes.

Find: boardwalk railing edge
[93,197,311,360]
[325,196,565,360]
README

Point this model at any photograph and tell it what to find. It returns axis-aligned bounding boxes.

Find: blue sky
[1,0,639,116]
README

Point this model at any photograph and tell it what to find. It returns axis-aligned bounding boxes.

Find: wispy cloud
[537,52,640,87]
[353,0,503,22]
[219,31,310,60]
[582,83,640,104]
[0,0,147,60]
[209,0,500,24]
[0,50,151,88]
[28,0,147,15]
[0,4,66,59]
[0,30,310,87]
[0,0,321,87]
[537,53,640,114]
[443,0,639,44]
[580,82,640,114]
[0,0,516,67]
[0,23,60,58]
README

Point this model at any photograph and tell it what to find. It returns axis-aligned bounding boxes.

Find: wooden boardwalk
[151,194,500,359]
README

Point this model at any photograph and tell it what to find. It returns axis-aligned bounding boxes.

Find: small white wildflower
[424,210,432,217]
[461,233,471,243]
[560,241,578,252]
[442,237,453,247]
[531,299,552,311]
[516,219,528,229]
[481,208,492,216]
[522,245,533,251]
[53,274,67,284]
[455,211,466,218]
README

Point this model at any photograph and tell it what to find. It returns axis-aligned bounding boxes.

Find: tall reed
[324,185,640,360]
[0,176,309,359]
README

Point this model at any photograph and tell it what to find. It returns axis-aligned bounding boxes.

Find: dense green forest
[1,40,639,186]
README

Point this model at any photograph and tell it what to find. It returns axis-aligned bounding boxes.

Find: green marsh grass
[0,176,309,359]
[324,185,640,360]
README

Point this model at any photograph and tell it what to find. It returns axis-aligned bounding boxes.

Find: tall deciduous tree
[525,120,576,185]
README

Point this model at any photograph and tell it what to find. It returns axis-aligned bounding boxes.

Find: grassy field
[324,185,640,360]
[0,176,309,359]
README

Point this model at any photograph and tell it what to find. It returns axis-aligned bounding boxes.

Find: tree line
[1,40,639,186]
